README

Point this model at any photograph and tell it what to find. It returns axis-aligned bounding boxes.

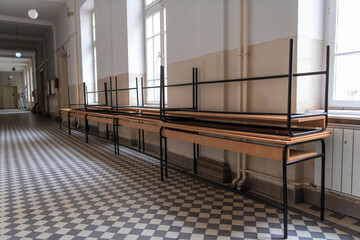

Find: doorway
[2,86,18,109]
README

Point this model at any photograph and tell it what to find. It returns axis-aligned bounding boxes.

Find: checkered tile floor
[0,111,359,240]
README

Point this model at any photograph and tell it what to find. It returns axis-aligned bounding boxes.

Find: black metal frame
[58,38,329,239]
[158,39,330,137]
[158,126,326,239]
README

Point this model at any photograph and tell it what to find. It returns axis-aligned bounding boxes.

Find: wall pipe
[237,0,249,191]
[232,0,249,189]
[232,0,243,188]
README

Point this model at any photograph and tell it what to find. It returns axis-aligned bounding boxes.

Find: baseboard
[232,173,303,204]
[304,187,360,219]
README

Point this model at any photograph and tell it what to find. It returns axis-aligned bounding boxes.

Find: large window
[329,0,360,108]
[145,0,166,104]
[91,11,98,103]
[80,0,97,104]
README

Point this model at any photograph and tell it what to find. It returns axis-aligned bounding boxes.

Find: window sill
[328,110,360,125]
[307,110,360,125]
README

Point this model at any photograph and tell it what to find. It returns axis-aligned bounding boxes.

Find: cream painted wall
[247,37,294,113]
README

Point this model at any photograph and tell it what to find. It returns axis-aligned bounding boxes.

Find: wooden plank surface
[81,106,326,127]
[161,122,330,145]
[117,119,160,132]
[87,116,114,124]
[163,129,284,161]
[288,150,318,162]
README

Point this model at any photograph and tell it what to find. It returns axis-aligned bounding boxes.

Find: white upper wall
[111,0,129,76]
[248,0,298,45]
[225,0,240,51]
[55,3,77,85]
[94,0,112,79]
[127,0,145,74]
[167,0,227,64]
[298,0,324,40]
[95,0,128,79]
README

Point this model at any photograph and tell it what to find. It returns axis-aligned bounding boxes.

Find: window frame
[144,0,166,105]
[91,10,98,103]
[327,0,360,109]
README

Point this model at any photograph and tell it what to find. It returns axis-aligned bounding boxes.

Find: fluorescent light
[15,51,22,58]
[28,9,38,19]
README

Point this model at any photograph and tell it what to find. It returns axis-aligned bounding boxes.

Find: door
[59,51,69,108]
[2,86,18,109]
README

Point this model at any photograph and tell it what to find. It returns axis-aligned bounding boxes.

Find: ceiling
[0,0,67,73]
[0,0,67,22]
[0,56,32,72]
[0,22,50,38]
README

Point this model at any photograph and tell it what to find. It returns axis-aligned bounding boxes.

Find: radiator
[314,125,360,197]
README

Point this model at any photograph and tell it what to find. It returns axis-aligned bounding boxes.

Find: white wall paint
[167,0,226,64]
[55,3,77,86]
[94,1,112,79]
[127,0,145,74]
[111,0,129,76]
[248,0,298,45]
[225,0,240,51]
[95,0,128,79]
[298,0,324,40]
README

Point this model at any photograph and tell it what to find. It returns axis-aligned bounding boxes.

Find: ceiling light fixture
[28,0,38,19]
[12,52,16,72]
[15,28,22,58]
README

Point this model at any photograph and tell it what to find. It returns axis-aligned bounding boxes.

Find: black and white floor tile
[0,111,359,240]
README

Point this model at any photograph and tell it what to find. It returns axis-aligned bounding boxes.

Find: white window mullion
[144,0,166,105]
[328,0,360,108]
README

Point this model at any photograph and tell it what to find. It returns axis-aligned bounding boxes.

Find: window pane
[153,12,160,35]
[164,32,167,78]
[92,13,96,41]
[146,38,154,80]
[153,35,161,80]
[164,8,166,31]
[146,16,153,38]
[145,0,152,6]
[334,53,360,100]
[336,0,360,53]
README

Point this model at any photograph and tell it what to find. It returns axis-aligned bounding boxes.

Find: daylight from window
[333,0,360,101]
[145,2,166,104]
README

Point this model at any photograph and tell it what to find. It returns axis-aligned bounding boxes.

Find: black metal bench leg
[165,137,168,178]
[321,139,326,220]
[193,143,197,174]
[160,127,164,181]
[142,129,145,151]
[117,120,119,155]
[85,118,89,143]
[138,129,141,151]
[106,123,109,139]
[68,113,71,135]
[113,119,117,155]
[59,111,62,130]
[283,146,288,239]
